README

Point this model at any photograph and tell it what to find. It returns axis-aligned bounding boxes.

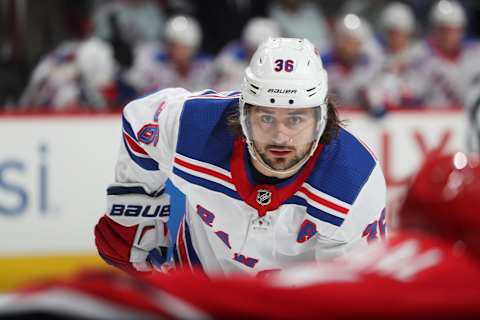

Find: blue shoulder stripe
[173,167,241,200]
[176,95,237,169]
[307,129,376,205]
[184,219,203,269]
[122,115,137,141]
[286,196,344,227]
[123,139,159,171]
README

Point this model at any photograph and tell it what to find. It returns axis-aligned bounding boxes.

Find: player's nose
[271,128,292,145]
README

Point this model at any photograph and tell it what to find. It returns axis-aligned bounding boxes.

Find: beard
[257,144,311,171]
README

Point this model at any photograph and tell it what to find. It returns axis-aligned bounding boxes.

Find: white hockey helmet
[335,13,372,43]
[242,18,281,51]
[240,37,328,175]
[380,2,415,33]
[77,37,115,88]
[165,15,202,48]
[430,0,466,28]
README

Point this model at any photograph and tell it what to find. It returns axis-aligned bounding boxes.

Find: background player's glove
[94,184,171,274]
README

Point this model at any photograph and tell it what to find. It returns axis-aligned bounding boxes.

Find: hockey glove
[94,184,171,274]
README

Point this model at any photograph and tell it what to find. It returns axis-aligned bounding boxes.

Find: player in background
[94,37,386,276]
[213,17,281,91]
[321,13,384,110]
[367,2,422,116]
[2,151,479,319]
[125,15,214,95]
[411,0,480,108]
[19,37,117,110]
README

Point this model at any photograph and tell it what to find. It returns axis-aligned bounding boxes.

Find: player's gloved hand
[147,247,167,269]
[148,248,176,273]
[94,184,171,275]
[95,215,170,274]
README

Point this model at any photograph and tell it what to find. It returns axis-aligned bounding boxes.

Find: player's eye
[260,114,275,124]
[288,116,304,127]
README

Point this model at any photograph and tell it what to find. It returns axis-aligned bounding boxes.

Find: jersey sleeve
[315,162,387,261]
[95,87,191,273]
[116,87,189,189]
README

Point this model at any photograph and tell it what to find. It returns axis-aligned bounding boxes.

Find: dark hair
[227,96,343,145]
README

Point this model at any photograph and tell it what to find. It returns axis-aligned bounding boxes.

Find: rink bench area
[0,108,468,292]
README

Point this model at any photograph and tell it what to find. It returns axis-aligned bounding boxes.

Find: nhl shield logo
[256,189,272,206]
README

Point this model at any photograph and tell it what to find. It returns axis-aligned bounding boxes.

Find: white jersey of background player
[125,15,214,95]
[322,14,384,108]
[367,3,422,111]
[95,38,387,276]
[411,0,480,108]
[213,18,281,92]
[20,37,116,110]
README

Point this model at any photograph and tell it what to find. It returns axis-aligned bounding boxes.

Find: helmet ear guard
[239,37,329,176]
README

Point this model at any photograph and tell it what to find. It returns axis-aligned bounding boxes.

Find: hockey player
[125,15,214,95]
[367,2,421,114]
[411,0,480,108]
[94,37,387,276]
[322,14,384,109]
[20,37,117,110]
[3,152,480,319]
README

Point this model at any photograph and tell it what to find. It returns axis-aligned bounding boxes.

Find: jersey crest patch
[256,189,272,206]
[137,124,159,146]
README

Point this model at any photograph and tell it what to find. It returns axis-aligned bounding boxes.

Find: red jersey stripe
[123,132,148,155]
[176,219,191,269]
[299,186,349,215]
[174,157,232,184]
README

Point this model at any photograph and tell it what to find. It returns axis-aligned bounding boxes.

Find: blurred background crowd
[1,0,480,117]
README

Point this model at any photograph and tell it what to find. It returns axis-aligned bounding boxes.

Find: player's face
[335,33,362,64]
[386,29,411,53]
[168,42,195,66]
[433,26,464,53]
[248,106,317,172]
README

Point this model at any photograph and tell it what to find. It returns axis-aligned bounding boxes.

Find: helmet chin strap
[246,137,321,178]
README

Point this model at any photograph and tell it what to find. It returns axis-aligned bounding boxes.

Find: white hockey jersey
[366,42,425,110]
[410,40,480,108]
[125,45,215,95]
[322,43,384,107]
[20,38,116,110]
[108,88,387,276]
